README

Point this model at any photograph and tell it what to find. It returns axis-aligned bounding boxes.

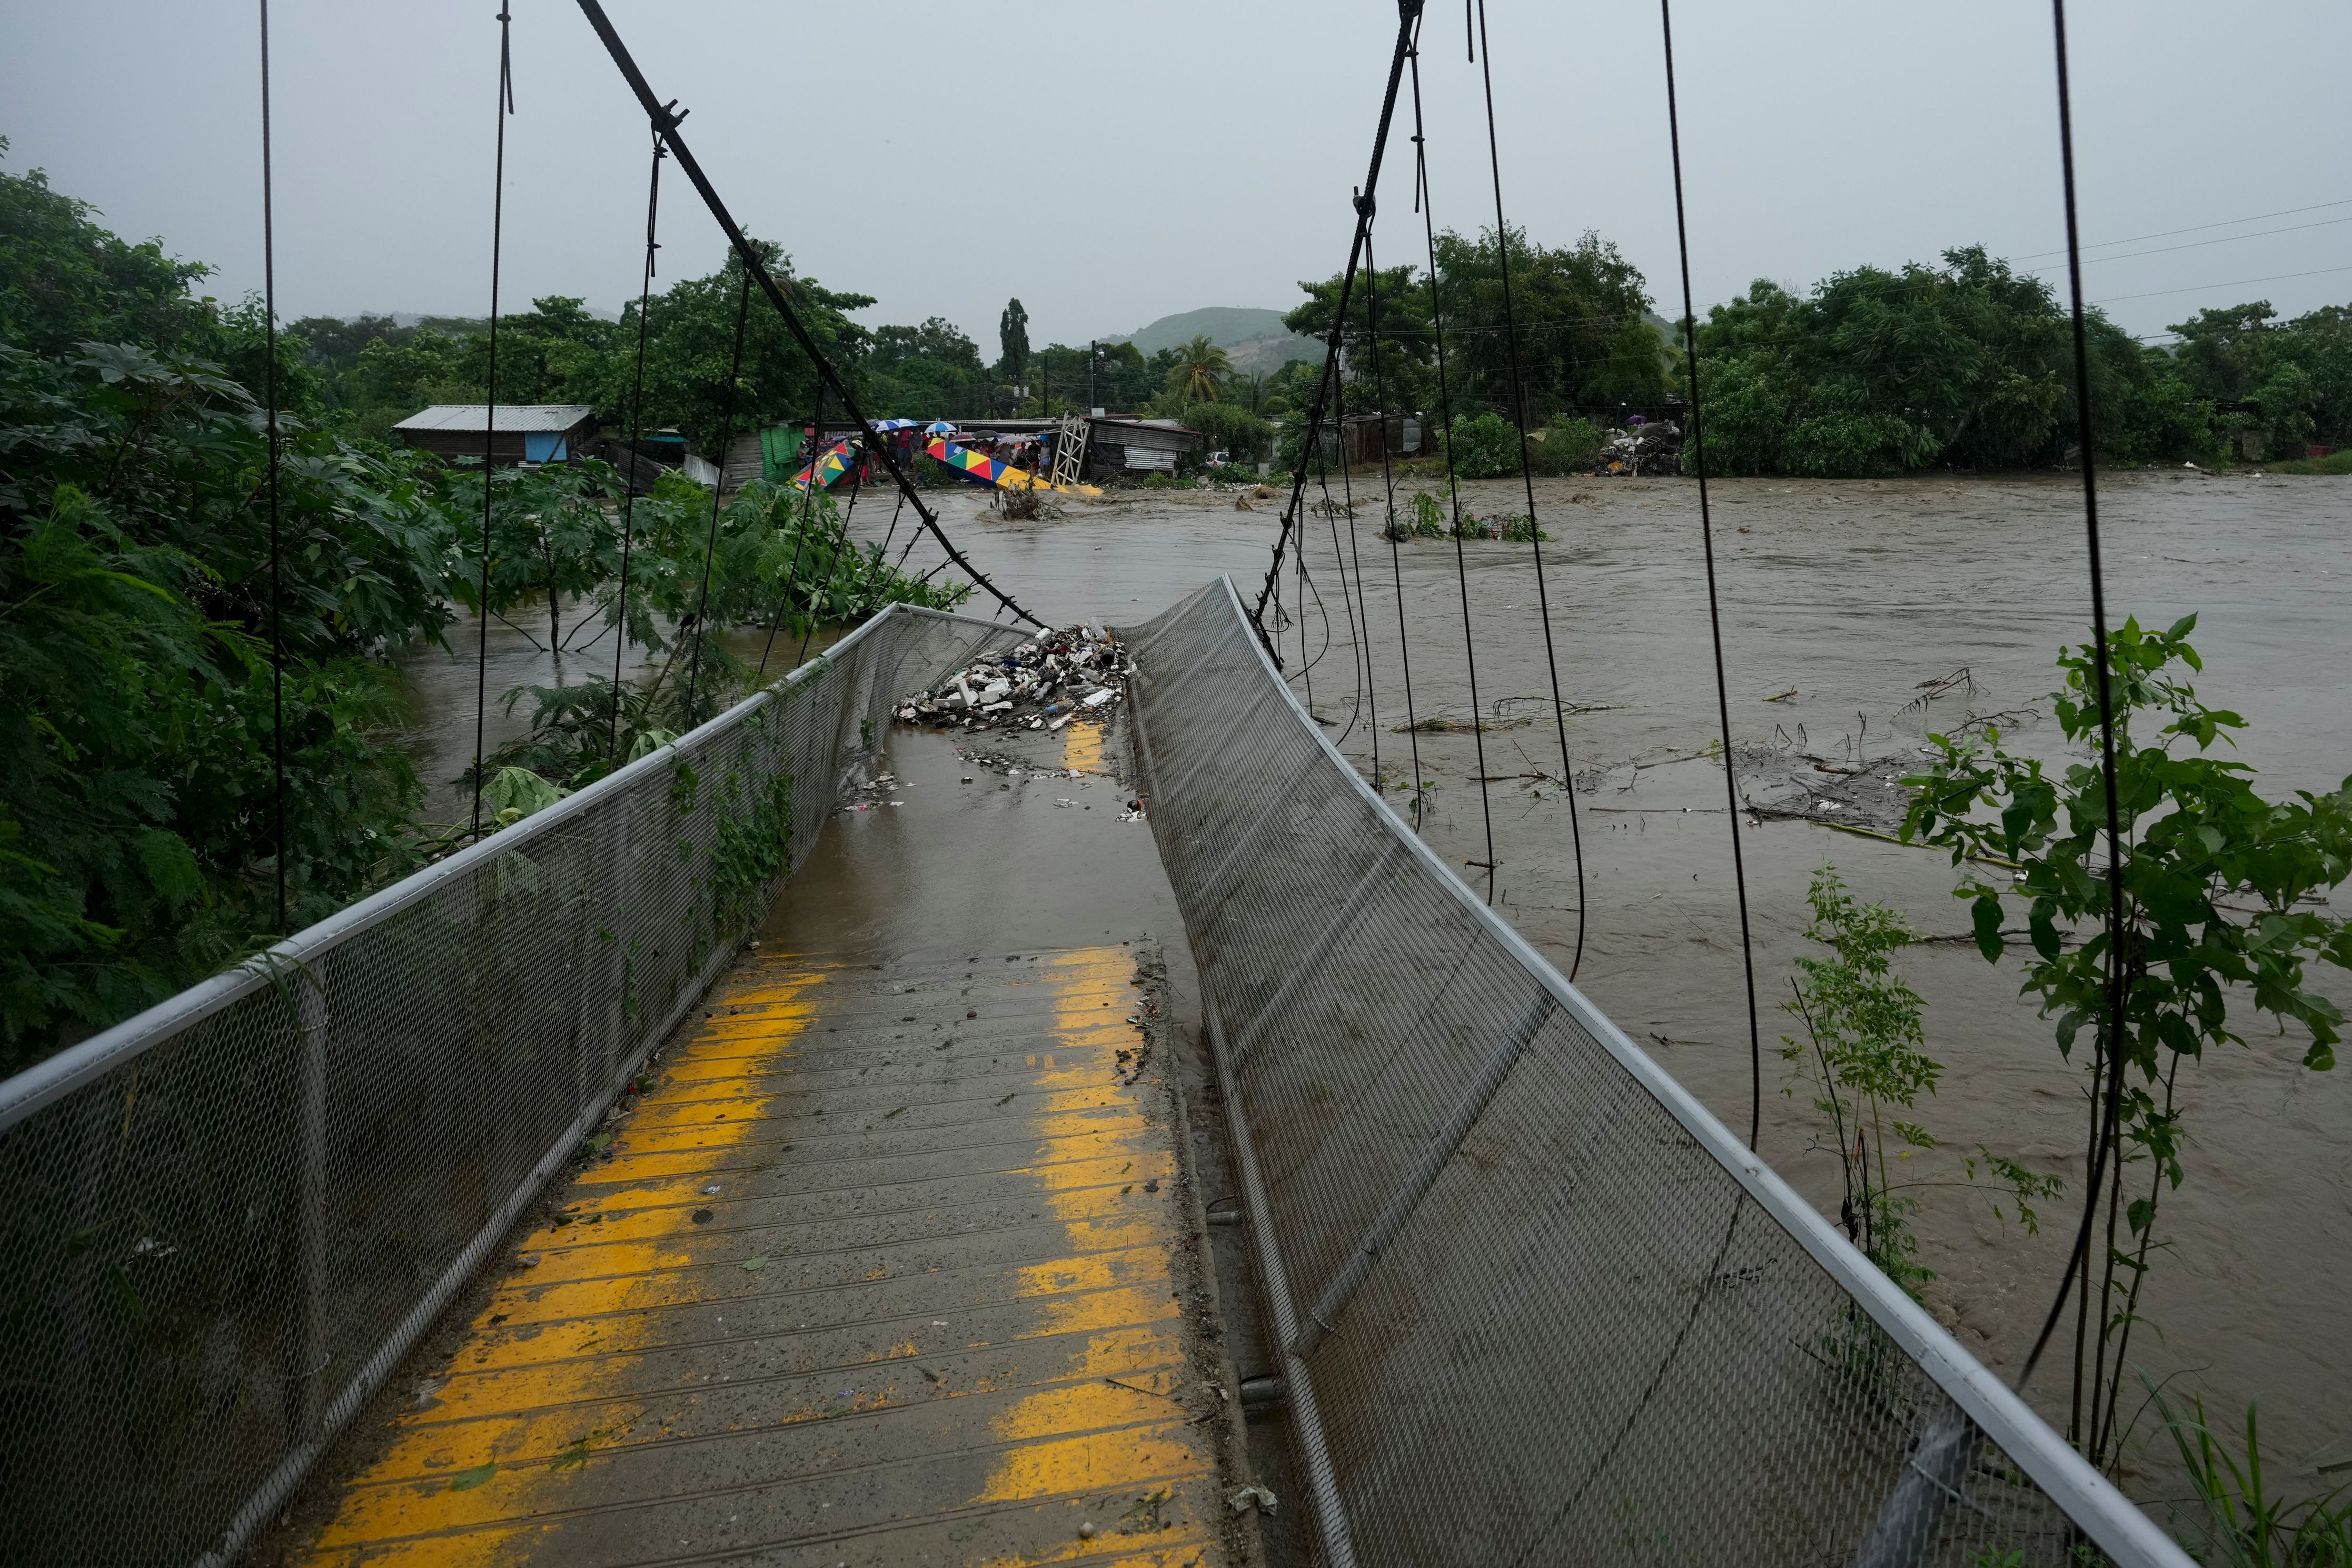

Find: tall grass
[2146,1378,2352,1566]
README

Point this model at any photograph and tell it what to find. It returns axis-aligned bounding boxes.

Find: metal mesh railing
[0,603,1026,1568]
[1124,579,2189,1568]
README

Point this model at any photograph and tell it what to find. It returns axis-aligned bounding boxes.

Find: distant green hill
[1112,307,1314,358]
[1108,307,1322,379]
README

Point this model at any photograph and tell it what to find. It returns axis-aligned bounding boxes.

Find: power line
[2009,195,2352,261]
[2093,264,2352,305]
[2026,213,2352,273]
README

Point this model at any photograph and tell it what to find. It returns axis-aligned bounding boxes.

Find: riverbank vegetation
[0,155,957,1070]
[1282,224,2350,478]
[1902,615,2352,1470]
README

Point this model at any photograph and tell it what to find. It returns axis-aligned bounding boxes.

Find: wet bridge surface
[292,726,1241,1567]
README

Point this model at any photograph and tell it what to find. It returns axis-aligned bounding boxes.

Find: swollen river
[398,467,2351,1481]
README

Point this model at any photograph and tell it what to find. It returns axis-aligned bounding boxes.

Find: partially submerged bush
[1526,414,1604,475]
[1440,411,1519,479]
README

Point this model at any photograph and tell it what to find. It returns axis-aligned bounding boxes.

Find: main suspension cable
[1406,16,1499,904]
[1658,0,1764,1148]
[468,4,515,843]
[575,0,1041,630]
[607,129,664,760]
[1475,0,1588,978]
[2017,0,2134,1398]
[1250,1,1426,658]
[257,0,286,929]
[680,269,751,725]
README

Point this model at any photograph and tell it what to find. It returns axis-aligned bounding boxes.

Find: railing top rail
[1195,573,2189,1568]
[0,600,1018,1136]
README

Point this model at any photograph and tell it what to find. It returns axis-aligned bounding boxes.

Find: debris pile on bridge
[895,624,1129,733]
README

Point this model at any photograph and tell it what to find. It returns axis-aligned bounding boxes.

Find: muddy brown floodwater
[865,469,2352,1502]
[391,468,2349,1505]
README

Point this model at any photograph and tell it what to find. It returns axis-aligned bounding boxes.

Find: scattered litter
[701,1183,721,1195]
[895,626,1130,735]
[1597,419,1683,476]
[1226,1484,1279,1516]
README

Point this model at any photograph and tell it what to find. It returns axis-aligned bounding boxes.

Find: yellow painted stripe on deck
[296,942,1219,1565]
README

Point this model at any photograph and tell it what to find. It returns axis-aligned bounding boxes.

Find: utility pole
[1088,340,1098,413]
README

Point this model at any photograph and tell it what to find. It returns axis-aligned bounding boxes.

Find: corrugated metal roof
[391,404,597,433]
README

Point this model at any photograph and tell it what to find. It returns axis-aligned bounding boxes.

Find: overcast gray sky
[4,1,2345,350]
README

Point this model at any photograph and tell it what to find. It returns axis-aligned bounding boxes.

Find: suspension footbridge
[0,3,2201,1565]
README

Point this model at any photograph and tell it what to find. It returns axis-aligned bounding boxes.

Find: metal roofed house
[1084,416,1203,480]
[392,404,599,467]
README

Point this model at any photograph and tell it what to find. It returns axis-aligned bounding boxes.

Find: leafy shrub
[1440,412,1519,479]
[1524,414,1604,475]
[1182,400,1274,467]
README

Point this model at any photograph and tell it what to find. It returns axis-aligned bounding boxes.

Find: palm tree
[1167,334,1234,404]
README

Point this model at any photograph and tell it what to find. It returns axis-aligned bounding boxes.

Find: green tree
[1903,616,2352,1467]
[1178,400,1271,464]
[1687,246,2211,475]
[439,460,623,659]
[1283,261,1434,416]
[1165,334,1234,404]
[485,475,970,786]
[1781,867,1943,1294]
[1431,225,1669,417]
[998,297,1030,381]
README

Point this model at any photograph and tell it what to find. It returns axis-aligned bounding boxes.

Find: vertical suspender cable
[1297,513,1314,713]
[1475,0,1588,978]
[1250,1,1426,656]
[257,0,286,930]
[682,269,751,725]
[2017,0,2133,1397]
[796,431,866,664]
[1658,0,1763,1147]
[1405,18,1500,904]
[1330,283,1375,756]
[1305,368,1367,741]
[607,130,663,761]
[469,5,515,842]
[1366,224,1427,821]
[758,390,825,680]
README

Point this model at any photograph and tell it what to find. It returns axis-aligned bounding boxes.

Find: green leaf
[2028,900,2060,961]
[741,1254,769,1272]
[1971,895,2005,963]
[133,828,201,905]
[448,1462,496,1492]
[2127,1197,2155,1236]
